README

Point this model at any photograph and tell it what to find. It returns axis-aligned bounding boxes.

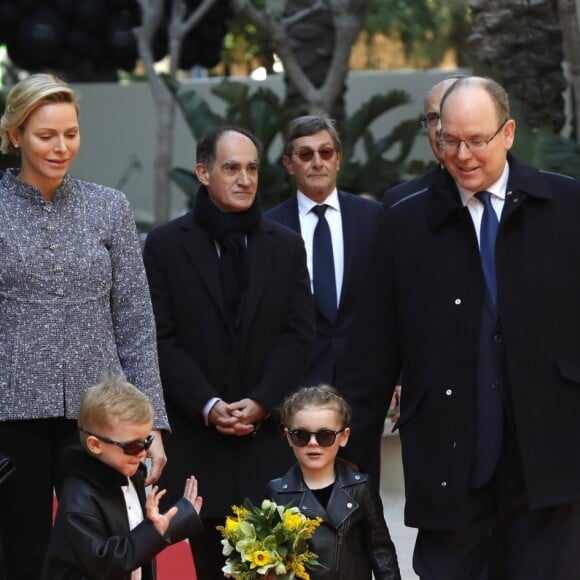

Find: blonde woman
[0,74,169,579]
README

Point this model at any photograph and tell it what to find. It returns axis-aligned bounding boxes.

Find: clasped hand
[209,398,267,436]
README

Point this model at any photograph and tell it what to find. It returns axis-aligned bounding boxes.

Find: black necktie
[476,191,499,303]
[312,204,337,323]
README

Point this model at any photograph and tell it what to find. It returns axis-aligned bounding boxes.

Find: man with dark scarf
[143,126,315,579]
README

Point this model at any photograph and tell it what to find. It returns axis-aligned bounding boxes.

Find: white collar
[457,161,509,206]
[297,188,340,217]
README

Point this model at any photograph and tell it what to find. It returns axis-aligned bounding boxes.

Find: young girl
[265,385,401,580]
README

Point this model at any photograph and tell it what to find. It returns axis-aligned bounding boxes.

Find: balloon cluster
[0,0,231,78]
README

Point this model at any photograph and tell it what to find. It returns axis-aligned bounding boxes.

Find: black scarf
[194,185,262,322]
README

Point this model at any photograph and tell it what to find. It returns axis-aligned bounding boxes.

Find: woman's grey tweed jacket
[0,169,169,428]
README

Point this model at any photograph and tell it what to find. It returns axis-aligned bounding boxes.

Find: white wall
[71,69,466,224]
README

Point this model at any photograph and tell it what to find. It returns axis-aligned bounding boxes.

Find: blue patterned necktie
[311,204,337,323]
[476,191,499,303]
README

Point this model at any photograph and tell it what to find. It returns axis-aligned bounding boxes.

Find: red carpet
[157,540,197,579]
[53,496,197,579]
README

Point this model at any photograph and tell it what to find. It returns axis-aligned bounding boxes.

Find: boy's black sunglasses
[79,428,154,456]
[286,428,346,448]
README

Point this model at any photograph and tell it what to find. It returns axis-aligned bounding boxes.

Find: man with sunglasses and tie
[267,115,383,389]
[44,378,203,579]
[339,76,580,579]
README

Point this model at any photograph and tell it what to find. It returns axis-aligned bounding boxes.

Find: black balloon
[0,2,20,44]
[13,7,67,69]
[73,0,109,34]
[4,0,231,78]
[105,13,138,61]
[67,28,101,60]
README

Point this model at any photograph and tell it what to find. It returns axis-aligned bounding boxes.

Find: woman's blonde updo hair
[0,73,79,155]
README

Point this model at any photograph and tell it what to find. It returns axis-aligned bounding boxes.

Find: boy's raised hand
[183,475,203,514]
[146,486,178,536]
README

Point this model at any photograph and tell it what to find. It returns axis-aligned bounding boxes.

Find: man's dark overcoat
[339,155,580,530]
[266,191,383,385]
[383,165,443,209]
[143,211,314,518]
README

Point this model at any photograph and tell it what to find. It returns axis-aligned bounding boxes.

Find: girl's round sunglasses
[286,428,346,447]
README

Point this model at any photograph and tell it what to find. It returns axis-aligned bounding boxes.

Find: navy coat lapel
[336,191,356,315]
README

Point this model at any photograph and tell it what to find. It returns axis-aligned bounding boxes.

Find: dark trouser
[191,518,227,580]
[0,418,78,580]
[413,430,580,580]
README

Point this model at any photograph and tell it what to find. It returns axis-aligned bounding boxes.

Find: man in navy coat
[143,126,314,580]
[339,76,580,579]
[266,115,383,388]
[383,76,466,427]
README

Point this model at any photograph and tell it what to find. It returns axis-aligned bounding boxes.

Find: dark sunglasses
[287,428,346,447]
[79,428,154,456]
[293,147,336,162]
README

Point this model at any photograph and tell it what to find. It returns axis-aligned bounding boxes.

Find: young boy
[43,377,203,580]
[266,385,401,580]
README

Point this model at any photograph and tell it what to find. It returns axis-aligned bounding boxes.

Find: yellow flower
[232,505,250,518]
[218,499,322,578]
[246,550,272,569]
[303,515,323,537]
[289,554,309,580]
[283,509,303,532]
[225,516,240,534]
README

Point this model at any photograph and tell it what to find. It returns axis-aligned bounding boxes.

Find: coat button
[454,298,461,305]
[445,389,452,396]
[346,502,353,509]
[441,481,447,487]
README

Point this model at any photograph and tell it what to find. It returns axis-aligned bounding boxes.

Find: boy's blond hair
[77,377,154,443]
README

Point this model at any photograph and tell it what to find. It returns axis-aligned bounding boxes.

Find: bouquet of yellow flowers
[217,498,323,579]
